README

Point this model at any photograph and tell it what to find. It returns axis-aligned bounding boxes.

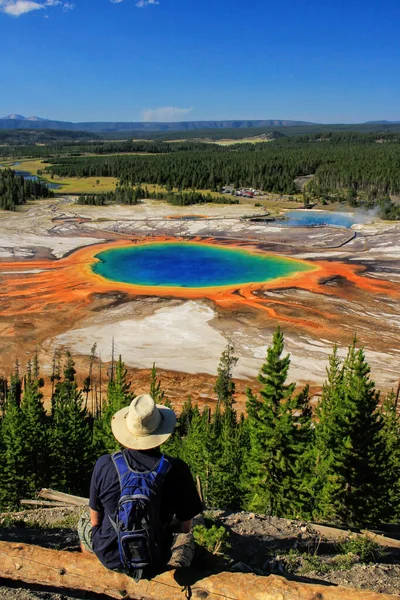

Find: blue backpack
[109,450,171,581]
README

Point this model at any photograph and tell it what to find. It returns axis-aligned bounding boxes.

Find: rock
[230,562,254,573]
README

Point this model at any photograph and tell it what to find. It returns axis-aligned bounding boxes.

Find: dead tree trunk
[0,542,399,600]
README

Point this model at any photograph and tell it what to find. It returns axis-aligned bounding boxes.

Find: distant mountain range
[363,120,400,125]
[0,115,315,133]
[1,115,399,134]
[2,114,47,122]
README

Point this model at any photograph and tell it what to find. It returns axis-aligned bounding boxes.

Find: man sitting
[78,394,203,579]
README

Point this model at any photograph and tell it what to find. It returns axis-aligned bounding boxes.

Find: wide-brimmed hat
[111,394,176,450]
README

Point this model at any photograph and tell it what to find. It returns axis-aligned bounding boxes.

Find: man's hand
[170,517,193,533]
[90,508,102,527]
[180,519,192,533]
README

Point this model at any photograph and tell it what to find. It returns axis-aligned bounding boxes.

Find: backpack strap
[111,450,130,492]
[111,450,171,492]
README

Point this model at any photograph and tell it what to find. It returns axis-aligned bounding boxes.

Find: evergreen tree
[83,343,97,410]
[283,385,314,519]
[0,369,27,508]
[208,344,241,508]
[93,355,134,455]
[150,363,165,404]
[313,340,385,526]
[214,342,238,410]
[378,391,400,522]
[240,328,311,516]
[21,360,49,494]
[50,352,94,495]
[181,405,208,485]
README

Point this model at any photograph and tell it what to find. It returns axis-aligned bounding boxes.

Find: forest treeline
[1,330,399,529]
[77,186,239,206]
[0,169,53,210]
[43,138,400,197]
[0,139,223,159]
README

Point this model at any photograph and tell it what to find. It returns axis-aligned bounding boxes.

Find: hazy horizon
[1,113,399,126]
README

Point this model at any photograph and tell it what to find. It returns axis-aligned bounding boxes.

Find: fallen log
[311,523,400,550]
[20,500,73,508]
[0,541,399,600]
[37,489,88,506]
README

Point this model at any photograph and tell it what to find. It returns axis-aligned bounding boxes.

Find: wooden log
[0,541,399,600]
[37,489,88,506]
[311,523,400,550]
[20,500,73,508]
[169,533,195,568]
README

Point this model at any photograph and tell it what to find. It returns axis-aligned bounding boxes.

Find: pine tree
[240,327,311,516]
[50,349,62,413]
[282,385,314,519]
[83,343,97,410]
[378,391,400,522]
[214,342,238,411]
[208,344,241,508]
[21,359,49,494]
[178,396,195,437]
[49,352,94,495]
[150,363,165,404]
[181,405,208,484]
[0,369,27,508]
[93,355,134,455]
[313,340,385,526]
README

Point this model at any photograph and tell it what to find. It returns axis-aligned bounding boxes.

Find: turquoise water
[92,243,312,288]
[280,210,356,228]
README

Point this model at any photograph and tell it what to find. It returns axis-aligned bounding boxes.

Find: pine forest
[1,330,399,530]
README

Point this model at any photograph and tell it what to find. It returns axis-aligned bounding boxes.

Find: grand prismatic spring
[92,242,314,288]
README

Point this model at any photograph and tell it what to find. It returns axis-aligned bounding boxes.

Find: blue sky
[0,0,399,123]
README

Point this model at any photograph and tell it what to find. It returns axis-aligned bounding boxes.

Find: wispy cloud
[136,0,159,7]
[141,106,193,122]
[110,0,160,6]
[0,0,74,16]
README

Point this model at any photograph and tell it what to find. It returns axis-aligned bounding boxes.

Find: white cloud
[1,1,44,15]
[136,0,159,6]
[141,106,193,122]
[110,0,159,5]
[0,0,74,16]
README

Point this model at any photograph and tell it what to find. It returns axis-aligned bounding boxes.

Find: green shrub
[338,536,384,564]
[193,520,230,555]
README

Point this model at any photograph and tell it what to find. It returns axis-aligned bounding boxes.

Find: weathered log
[20,500,73,508]
[311,523,400,550]
[37,489,88,506]
[169,533,195,568]
[0,542,399,600]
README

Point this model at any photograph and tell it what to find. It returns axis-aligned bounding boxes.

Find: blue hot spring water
[280,210,356,228]
[92,242,313,289]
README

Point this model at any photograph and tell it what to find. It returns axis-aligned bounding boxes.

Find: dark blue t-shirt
[89,449,203,570]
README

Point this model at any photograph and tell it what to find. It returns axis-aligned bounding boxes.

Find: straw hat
[111,394,176,450]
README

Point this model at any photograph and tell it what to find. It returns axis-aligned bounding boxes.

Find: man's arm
[170,517,193,533]
[90,508,102,527]
[180,519,192,533]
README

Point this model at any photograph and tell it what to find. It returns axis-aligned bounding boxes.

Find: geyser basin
[92,242,313,289]
[280,210,356,228]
